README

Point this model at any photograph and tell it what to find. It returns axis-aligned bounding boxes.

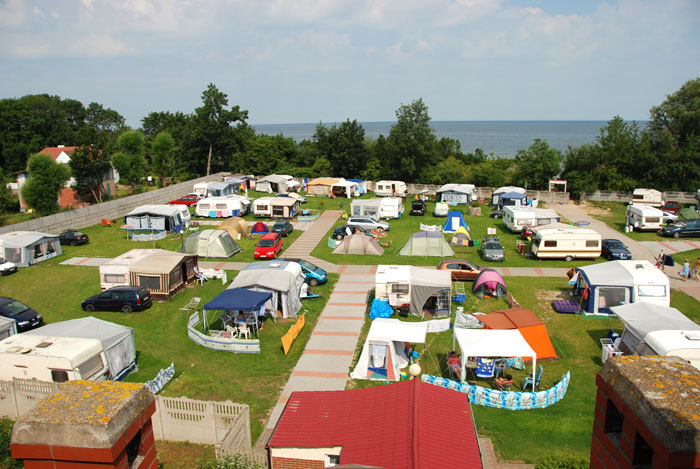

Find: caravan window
[638,285,666,297]
[138,275,161,290]
[273,206,285,216]
[215,204,227,210]
[586,240,599,247]
[77,354,105,380]
[391,284,409,294]
[199,204,210,211]
[46,241,55,254]
[34,244,43,259]
[645,217,660,223]
[4,248,21,264]
[51,369,69,383]
[544,240,557,247]
[104,274,125,284]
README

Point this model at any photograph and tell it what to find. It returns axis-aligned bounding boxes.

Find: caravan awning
[611,303,700,339]
[368,318,428,343]
[204,288,272,311]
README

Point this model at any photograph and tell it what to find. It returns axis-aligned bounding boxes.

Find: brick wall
[271,456,324,469]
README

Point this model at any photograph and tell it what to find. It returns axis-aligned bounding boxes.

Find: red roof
[268,378,482,469]
[38,146,79,161]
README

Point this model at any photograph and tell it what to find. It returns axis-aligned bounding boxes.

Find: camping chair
[494,358,508,378]
[237,323,250,340]
[180,297,201,311]
[475,358,495,379]
[522,365,544,391]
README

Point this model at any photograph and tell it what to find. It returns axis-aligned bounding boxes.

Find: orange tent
[478,308,558,361]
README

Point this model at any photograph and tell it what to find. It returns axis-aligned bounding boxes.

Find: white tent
[350,318,428,381]
[180,229,241,258]
[228,261,305,318]
[436,184,477,205]
[0,231,62,267]
[453,328,537,390]
[124,205,185,232]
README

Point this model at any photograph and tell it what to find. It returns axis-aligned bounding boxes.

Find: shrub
[0,418,22,468]
[535,455,589,469]
[195,453,264,469]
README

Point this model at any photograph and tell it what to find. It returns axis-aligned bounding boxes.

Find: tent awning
[204,288,272,311]
[611,303,700,339]
[453,328,535,358]
[368,318,428,343]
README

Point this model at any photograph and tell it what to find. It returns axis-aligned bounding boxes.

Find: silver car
[345,216,390,232]
[481,237,505,262]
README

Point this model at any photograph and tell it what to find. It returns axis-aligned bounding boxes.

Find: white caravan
[503,206,536,233]
[374,180,407,197]
[529,223,602,261]
[99,249,158,290]
[253,197,274,218]
[193,182,211,198]
[631,188,663,207]
[0,334,109,383]
[195,196,250,218]
[626,204,664,231]
[350,198,404,220]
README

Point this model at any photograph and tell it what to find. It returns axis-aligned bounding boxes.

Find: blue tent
[498,192,527,208]
[442,211,468,233]
[204,288,272,311]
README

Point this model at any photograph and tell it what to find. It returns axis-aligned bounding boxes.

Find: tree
[112,131,147,192]
[192,84,249,175]
[0,170,14,213]
[20,153,70,215]
[69,146,112,203]
[151,132,176,186]
[312,120,370,177]
[312,157,331,177]
[385,98,438,182]
[512,139,564,190]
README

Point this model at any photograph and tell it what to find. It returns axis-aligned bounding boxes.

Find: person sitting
[235,312,247,325]
[447,351,461,379]
[494,374,514,390]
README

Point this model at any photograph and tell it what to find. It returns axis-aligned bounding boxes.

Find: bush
[0,418,22,468]
[195,453,264,469]
[535,455,589,469]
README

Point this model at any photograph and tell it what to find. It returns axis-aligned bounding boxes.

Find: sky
[0,0,699,127]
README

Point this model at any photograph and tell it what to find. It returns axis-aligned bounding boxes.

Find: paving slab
[305,334,362,351]
[59,257,111,267]
[294,353,355,373]
[313,318,364,334]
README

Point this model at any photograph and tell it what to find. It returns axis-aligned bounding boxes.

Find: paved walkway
[279,209,342,274]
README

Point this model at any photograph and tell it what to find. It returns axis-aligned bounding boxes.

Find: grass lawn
[0,234,338,444]
[311,198,606,268]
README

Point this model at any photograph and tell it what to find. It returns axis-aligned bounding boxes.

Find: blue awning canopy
[500,191,526,200]
[204,288,272,311]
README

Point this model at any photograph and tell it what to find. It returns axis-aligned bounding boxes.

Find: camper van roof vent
[269,263,281,268]
[6,346,23,353]
[683,331,700,341]
[36,341,52,349]
[635,263,645,269]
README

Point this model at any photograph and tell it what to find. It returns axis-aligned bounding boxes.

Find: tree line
[1,78,698,215]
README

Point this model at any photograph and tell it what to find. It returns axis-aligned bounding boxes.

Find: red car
[661,201,681,214]
[521,226,535,239]
[254,233,283,259]
[169,195,200,206]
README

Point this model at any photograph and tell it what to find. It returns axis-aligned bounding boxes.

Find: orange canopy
[479,308,558,361]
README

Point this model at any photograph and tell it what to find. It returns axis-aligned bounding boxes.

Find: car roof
[106,286,141,291]
[440,259,472,265]
[261,232,279,238]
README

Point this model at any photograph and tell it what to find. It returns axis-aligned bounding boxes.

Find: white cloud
[0,0,28,27]
[67,34,133,57]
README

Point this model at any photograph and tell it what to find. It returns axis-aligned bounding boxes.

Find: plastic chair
[522,365,543,391]
[494,359,508,378]
[237,323,250,339]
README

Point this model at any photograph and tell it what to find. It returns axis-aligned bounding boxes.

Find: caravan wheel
[564,255,573,262]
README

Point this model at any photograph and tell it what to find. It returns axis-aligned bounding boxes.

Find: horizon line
[250,119,649,126]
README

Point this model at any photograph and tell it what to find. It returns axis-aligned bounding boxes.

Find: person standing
[682,258,690,281]
[657,250,667,271]
[694,257,700,281]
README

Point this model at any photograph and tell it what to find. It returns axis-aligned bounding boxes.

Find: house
[268,378,483,469]
[18,145,117,211]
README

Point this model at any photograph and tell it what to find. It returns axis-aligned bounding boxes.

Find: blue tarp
[499,191,526,200]
[369,298,394,319]
[204,288,272,311]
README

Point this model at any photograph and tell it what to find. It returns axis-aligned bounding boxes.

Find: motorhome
[253,197,274,218]
[195,196,250,217]
[206,181,241,198]
[374,180,407,197]
[631,188,663,207]
[626,204,664,231]
[529,223,602,261]
[0,334,109,383]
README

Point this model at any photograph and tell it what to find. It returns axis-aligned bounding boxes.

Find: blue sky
[1,0,699,127]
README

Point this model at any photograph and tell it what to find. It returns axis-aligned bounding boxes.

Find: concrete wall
[2,173,226,236]
[582,190,697,204]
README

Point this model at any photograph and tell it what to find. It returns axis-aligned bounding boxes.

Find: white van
[529,223,602,261]
[374,180,407,197]
[632,188,663,207]
[195,197,249,218]
[503,206,536,233]
[626,204,664,231]
[253,197,274,218]
[0,334,109,383]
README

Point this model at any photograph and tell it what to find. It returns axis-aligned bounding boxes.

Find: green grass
[346,276,700,463]
[0,236,338,442]
[311,199,606,268]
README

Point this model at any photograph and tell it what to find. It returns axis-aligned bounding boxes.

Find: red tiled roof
[269,378,482,469]
[38,146,79,161]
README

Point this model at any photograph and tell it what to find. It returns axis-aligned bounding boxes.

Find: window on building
[633,432,653,467]
[604,400,623,447]
[324,455,340,466]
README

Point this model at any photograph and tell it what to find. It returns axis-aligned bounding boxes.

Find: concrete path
[59,257,111,267]
[640,240,700,256]
[279,209,342,274]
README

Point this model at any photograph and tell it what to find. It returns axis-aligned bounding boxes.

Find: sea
[252,120,637,158]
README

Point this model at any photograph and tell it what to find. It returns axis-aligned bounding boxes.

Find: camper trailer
[350,198,404,219]
[631,188,663,207]
[206,181,241,198]
[99,249,158,290]
[503,206,536,233]
[253,197,274,218]
[626,204,664,231]
[195,196,249,217]
[193,182,211,198]
[529,223,602,261]
[0,334,109,383]
[492,186,526,206]
[374,180,407,197]
[375,265,451,317]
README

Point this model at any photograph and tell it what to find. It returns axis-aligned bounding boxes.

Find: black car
[0,297,43,332]
[272,221,294,237]
[332,225,368,240]
[59,229,89,246]
[490,209,504,219]
[601,239,632,260]
[662,219,700,238]
[410,200,426,216]
[81,286,153,313]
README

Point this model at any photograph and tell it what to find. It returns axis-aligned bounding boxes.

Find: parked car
[661,201,681,214]
[345,216,390,232]
[275,192,307,204]
[0,297,43,332]
[601,239,632,260]
[436,260,482,281]
[81,286,152,314]
[169,194,201,206]
[662,211,679,225]
[521,226,535,239]
[272,221,294,237]
[59,229,89,246]
[410,200,426,216]
[279,258,328,286]
[662,219,700,238]
[255,232,283,259]
[490,209,504,219]
[332,225,369,240]
[481,237,505,262]
[0,257,17,276]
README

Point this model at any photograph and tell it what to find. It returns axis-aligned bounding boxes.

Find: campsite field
[348,278,700,464]
[0,250,339,442]
[311,198,607,267]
